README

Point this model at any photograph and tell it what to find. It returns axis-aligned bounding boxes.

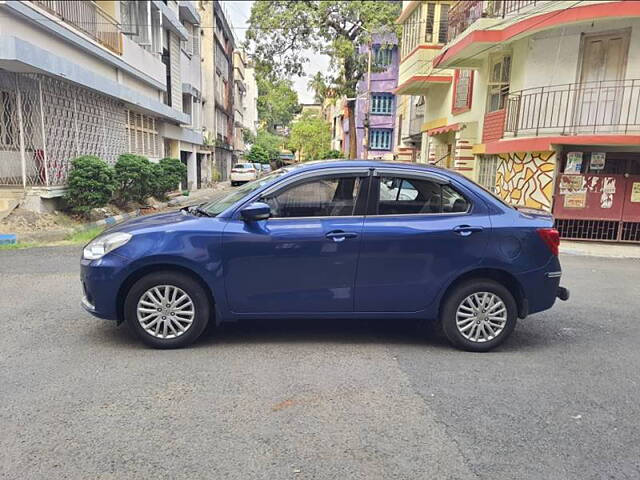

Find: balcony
[32,0,122,55]
[503,79,640,137]
[448,1,545,42]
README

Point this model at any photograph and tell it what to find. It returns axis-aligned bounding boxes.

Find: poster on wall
[565,152,583,174]
[631,182,640,203]
[559,174,586,194]
[564,192,587,208]
[590,152,606,170]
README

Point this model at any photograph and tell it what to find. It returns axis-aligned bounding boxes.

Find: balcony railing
[448,1,488,42]
[448,1,546,42]
[503,79,640,137]
[32,0,122,55]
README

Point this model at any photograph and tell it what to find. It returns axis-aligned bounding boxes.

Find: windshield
[201,169,289,216]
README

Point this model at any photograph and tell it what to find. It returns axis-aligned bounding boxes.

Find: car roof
[281,159,464,178]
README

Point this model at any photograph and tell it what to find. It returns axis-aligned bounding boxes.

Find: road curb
[5,209,143,244]
[0,233,17,245]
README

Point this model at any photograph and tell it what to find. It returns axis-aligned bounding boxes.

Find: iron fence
[31,0,122,55]
[504,79,640,137]
[0,72,127,187]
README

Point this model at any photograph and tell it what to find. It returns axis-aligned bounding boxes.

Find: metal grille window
[126,111,159,158]
[478,155,499,192]
[488,54,511,112]
[0,91,17,149]
[369,129,393,150]
[438,4,450,44]
[453,70,474,112]
[401,4,422,57]
[425,3,436,42]
[373,45,393,68]
[371,94,394,115]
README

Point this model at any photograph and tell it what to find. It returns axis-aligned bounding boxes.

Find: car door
[223,169,371,314]
[355,169,491,313]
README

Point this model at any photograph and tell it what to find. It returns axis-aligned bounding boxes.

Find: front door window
[262,175,365,218]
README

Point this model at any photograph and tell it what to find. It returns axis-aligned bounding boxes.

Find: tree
[288,111,331,162]
[246,1,400,159]
[308,71,328,104]
[247,128,285,163]
[256,75,300,132]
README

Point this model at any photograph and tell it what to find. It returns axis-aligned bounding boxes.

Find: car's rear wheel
[124,271,210,349]
[441,279,517,352]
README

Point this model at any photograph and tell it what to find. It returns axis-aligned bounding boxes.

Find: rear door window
[376,176,470,215]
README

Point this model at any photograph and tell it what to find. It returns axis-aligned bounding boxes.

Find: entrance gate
[554,173,640,242]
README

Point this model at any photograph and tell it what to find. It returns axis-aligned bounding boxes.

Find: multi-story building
[201,0,235,180]
[0,0,243,213]
[397,0,640,242]
[231,50,258,161]
[244,62,259,139]
[342,34,400,160]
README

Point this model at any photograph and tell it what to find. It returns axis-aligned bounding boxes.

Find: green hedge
[66,154,188,214]
[113,154,156,206]
[65,156,115,215]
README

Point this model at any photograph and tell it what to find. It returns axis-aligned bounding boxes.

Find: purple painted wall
[342,33,399,159]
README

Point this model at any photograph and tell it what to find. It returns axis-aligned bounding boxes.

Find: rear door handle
[325,230,359,242]
[453,225,484,236]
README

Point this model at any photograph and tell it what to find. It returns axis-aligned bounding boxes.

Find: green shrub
[319,149,345,160]
[65,155,115,215]
[113,154,155,206]
[152,157,187,200]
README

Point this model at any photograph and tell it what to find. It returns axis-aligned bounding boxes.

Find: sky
[222,0,331,104]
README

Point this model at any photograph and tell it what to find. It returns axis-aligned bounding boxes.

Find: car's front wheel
[124,271,210,349]
[441,279,517,352]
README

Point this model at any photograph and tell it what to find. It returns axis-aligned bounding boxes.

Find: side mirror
[240,202,271,221]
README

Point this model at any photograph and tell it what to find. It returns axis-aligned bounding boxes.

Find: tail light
[537,228,560,256]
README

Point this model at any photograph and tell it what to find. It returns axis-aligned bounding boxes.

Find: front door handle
[325,230,359,242]
[453,225,484,236]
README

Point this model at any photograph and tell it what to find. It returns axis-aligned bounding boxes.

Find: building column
[453,130,475,179]
[186,148,197,190]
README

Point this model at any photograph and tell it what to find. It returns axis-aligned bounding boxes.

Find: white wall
[519,18,640,90]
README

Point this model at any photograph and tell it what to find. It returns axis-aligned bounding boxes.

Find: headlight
[83,232,132,260]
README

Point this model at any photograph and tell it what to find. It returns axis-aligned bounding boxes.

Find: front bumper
[80,254,131,321]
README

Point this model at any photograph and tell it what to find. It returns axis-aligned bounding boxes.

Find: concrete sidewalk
[561,240,640,259]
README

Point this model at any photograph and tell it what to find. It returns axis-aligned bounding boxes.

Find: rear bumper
[230,173,256,182]
[516,260,565,316]
[557,286,570,301]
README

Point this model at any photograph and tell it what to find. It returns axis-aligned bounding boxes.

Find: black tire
[231,181,236,186]
[124,271,211,349]
[441,279,517,352]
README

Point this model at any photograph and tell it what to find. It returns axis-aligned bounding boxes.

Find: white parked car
[230,163,258,186]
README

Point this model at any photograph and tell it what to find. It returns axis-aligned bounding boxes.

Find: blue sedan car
[81,161,568,352]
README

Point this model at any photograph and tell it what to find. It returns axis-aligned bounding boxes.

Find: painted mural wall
[495,151,556,211]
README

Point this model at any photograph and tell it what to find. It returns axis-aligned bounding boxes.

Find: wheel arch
[437,268,528,320]
[116,264,216,324]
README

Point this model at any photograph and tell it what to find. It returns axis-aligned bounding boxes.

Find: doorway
[575,30,630,132]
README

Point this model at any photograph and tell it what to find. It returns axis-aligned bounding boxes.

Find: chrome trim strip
[546,271,562,278]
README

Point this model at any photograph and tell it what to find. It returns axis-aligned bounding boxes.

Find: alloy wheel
[136,285,195,339]
[455,292,507,343]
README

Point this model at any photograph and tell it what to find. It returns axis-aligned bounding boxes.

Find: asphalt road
[1,247,639,479]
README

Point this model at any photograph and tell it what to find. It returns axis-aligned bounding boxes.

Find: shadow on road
[85,315,568,353]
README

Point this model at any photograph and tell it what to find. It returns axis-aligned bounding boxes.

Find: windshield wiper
[182,205,214,217]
